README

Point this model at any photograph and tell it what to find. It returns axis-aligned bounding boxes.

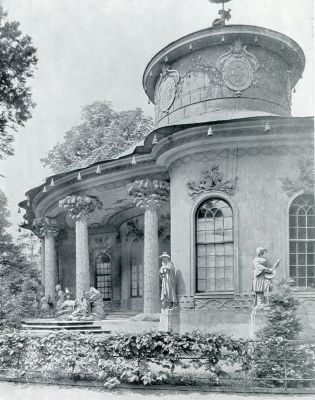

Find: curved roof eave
[19,115,314,225]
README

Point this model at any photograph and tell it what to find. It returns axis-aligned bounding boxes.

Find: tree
[41,100,154,173]
[254,282,315,387]
[0,191,41,329]
[0,7,37,159]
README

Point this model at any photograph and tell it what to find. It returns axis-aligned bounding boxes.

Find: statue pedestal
[159,307,180,333]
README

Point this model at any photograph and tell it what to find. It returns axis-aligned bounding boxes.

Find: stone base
[159,307,180,333]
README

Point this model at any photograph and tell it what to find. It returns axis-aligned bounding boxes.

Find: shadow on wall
[175,269,186,296]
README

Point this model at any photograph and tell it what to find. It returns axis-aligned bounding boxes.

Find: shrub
[254,283,315,387]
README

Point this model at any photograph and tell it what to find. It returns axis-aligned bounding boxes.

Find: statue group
[40,285,105,320]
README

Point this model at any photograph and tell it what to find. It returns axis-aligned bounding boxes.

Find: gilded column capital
[59,195,103,220]
[32,217,59,238]
[127,179,170,210]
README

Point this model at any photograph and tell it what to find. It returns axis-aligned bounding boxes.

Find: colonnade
[36,179,170,313]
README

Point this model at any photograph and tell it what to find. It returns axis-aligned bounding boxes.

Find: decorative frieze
[127,179,170,209]
[187,165,237,199]
[32,217,59,238]
[194,294,255,311]
[59,195,103,220]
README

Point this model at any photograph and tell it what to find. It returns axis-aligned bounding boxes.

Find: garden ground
[0,382,315,400]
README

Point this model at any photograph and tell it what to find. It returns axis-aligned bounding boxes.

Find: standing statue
[252,247,281,308]
[159,252,177,309]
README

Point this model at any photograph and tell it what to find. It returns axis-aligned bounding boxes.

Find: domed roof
[143,25,305,127]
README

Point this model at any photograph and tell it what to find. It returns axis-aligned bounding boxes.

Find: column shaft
[143,207,160,313]
[40,238,45,285]
[76,217,90,299]
[44,234,56,302]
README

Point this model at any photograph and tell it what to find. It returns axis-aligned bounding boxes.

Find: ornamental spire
[209,0,232,27]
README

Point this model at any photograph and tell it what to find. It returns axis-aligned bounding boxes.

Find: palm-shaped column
[59,195,102,299]
[128,179,170,313]
[33,217,59,303]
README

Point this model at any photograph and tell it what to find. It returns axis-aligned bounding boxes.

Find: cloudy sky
[0,0,313,235]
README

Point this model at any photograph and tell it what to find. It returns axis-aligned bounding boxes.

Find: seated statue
[67,290,93,320]
[40,296,51,318]
[56,292,76,318]
[55,284,65,311]
[89,287,105,319]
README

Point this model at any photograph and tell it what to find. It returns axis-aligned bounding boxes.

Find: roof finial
[209,0,232,28]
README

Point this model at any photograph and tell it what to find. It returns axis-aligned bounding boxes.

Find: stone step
[106,311,138,320]
[22,324,102,331]
[22,319,94,326]
[22,328,109,334]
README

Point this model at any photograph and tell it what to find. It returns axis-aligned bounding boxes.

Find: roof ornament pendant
[210,0,232,28]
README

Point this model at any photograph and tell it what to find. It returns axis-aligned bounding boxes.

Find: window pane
[297,278,306,287]
[198,280,206,292]
[225,279,233,290]
[298,254,306,265]
[298,215,306,227]
[197,256,206,268]
[290,254,296,265]
[307,266,315,277]
[224,243,234,255]
[198,268,207,280]
[298,242,306,253]
[307,254,315,265]
[308,228,315,239]
[216,279,224,290]
[308,278,315,288]
[298,228,306,239]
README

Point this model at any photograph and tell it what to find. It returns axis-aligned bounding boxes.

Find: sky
[0,0,313,236]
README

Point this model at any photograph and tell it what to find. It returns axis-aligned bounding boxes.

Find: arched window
[130,239,143,298]
[289,195,315,289]
[95,253,111,301]
[196,198,234,292]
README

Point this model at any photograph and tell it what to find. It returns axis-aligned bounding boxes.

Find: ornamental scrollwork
[127,179,170,210]
[59,195,103,220]
[32,217,59,238]
[217,39,259,92]
[126,219,143,239]
[187,165,237,199]
[155,63,180,112]
[280,158,314,197]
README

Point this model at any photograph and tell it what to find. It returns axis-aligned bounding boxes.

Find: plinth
[159,307,180,333]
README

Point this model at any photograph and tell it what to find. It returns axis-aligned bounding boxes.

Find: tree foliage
[254,283,315,387]
[0,190,41,329]
[0,7,37,159]
[41,100,154,173]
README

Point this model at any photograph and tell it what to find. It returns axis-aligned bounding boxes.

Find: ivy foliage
[254,284,315,387]
[0,330,253,386]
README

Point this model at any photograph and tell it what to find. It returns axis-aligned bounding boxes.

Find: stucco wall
[170,142,310,302]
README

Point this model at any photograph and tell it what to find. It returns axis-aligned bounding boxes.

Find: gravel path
[1,382,315,400]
